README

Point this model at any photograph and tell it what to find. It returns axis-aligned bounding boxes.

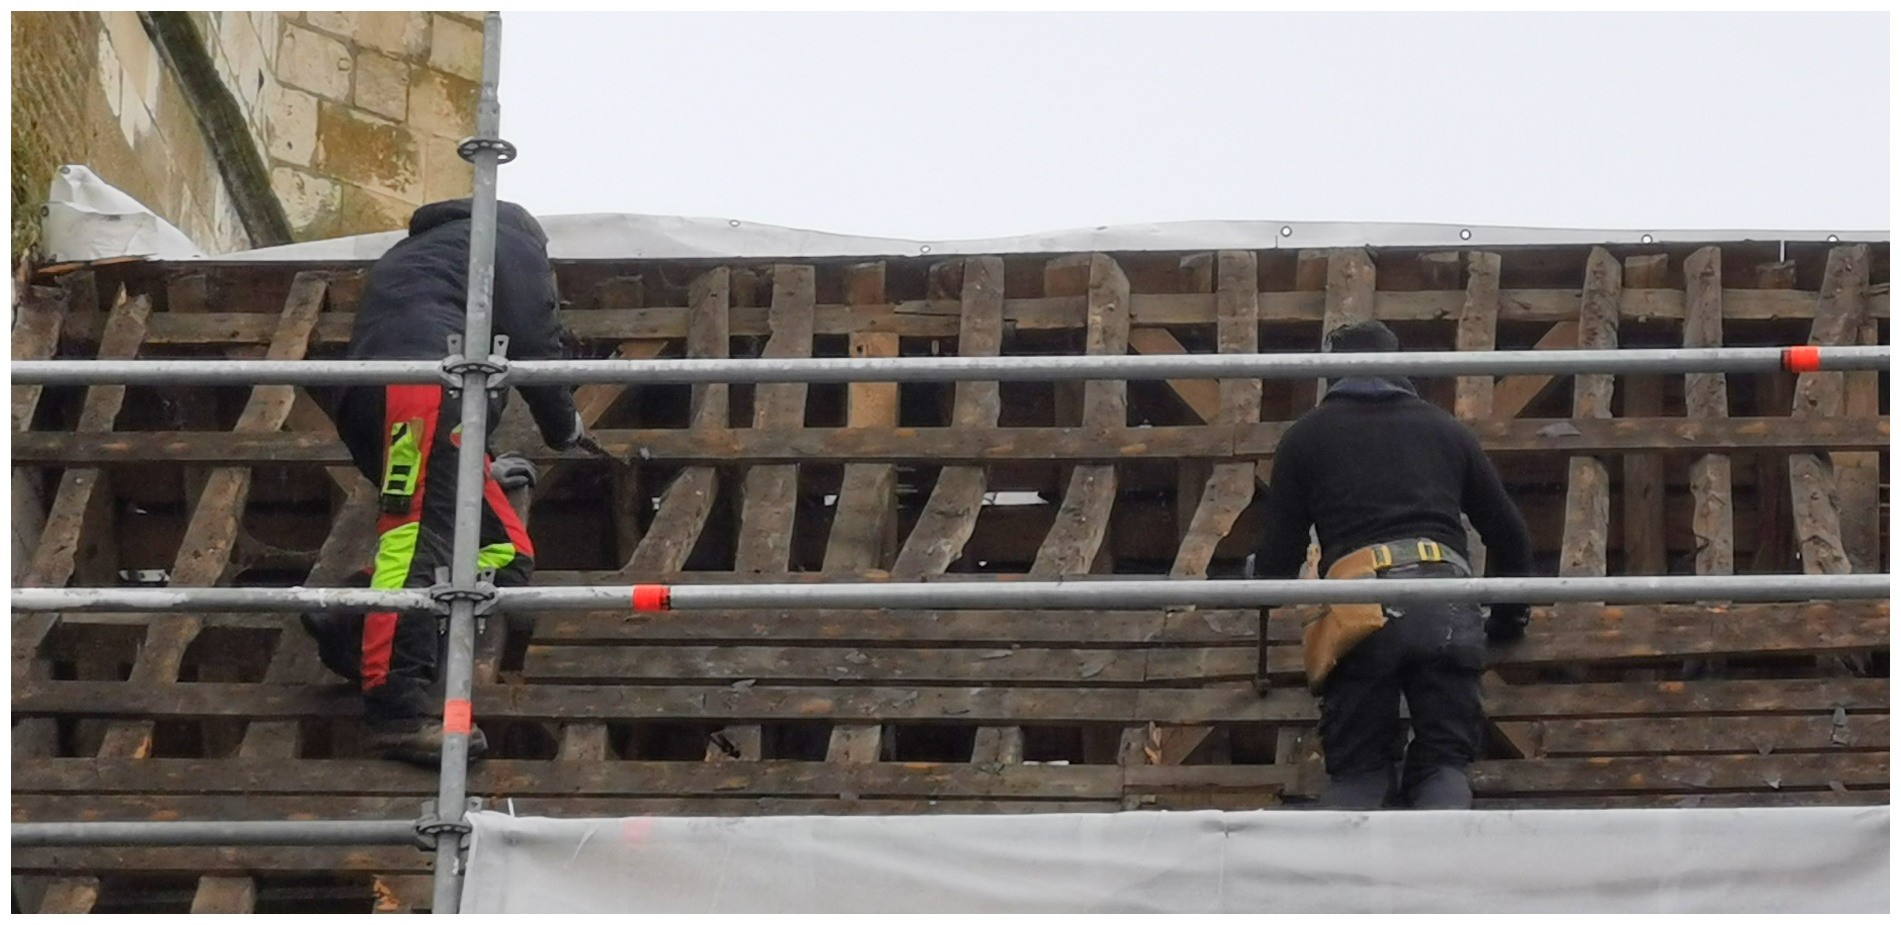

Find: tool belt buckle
[1370,545,1394,570]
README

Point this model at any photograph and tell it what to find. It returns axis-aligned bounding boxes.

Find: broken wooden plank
[1790,244,1871,577]
[891,257,1006,579]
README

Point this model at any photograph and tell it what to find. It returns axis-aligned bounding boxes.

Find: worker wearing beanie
[303,198,588,767]
[1256,320,1536,809]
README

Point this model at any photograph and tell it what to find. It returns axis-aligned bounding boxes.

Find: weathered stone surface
[211,11,270,115]
[335,182,416,235]
[407,68,477,138]
[353,52,409,120]
[314,101,423,202]
[271,166,341,232]
[429,14,483,82]
[277,24,351,101]
[303,12,358,40]
[354,12,430,60]
[422,141,474,203]
[264,85,318,167]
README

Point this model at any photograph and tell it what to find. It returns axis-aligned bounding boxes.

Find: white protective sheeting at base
[460,806,1888,913]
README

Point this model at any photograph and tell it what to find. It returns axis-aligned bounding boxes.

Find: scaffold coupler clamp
[456,135,518,165]
[415,798,484,851]
[430,567,500,634]
[441,333,511,397]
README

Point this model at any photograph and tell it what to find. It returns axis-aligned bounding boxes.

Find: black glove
[490,452,538,491]
[1485,603,1530,644]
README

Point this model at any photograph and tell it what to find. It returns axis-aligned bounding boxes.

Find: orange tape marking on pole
[1783,346,1822,373]
[443,698,473,736]
[632,584,672,612]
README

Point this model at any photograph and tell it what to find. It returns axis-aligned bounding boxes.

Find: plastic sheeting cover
[39,165,205,262]
[208,214,1887,263]
[460,806,1888,913]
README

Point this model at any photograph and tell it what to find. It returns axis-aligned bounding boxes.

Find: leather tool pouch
[1301,557,1383,693]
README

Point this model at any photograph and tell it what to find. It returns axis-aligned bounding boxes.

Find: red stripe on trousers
[362,385,444,692]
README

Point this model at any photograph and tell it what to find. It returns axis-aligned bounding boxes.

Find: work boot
[367,723,490,769]
[1403,764,1473,809]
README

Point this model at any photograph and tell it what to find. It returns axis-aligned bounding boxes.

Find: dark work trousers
[1315,561,1487,809]
[305,384,536,732]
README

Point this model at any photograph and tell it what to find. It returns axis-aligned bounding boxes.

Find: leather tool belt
[1301,538,1471,692]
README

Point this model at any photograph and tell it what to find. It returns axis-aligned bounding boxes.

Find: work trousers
[1315,561,1486,809]
[312,384,536,731]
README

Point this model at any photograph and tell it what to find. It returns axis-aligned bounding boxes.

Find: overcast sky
[497,12,1888,241]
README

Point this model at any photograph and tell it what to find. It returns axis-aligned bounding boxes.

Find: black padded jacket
[1256,377,1534,581]
[336,199,578,448]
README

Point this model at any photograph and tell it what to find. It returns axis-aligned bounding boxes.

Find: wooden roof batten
[10,240,1889,913]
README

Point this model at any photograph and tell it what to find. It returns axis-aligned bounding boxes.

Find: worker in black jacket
[1257,320,1535,809]
[306,198,586,766]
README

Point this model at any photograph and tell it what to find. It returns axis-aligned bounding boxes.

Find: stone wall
[10,11,483,260]
[198,11,482,241]
[11,12,252,258]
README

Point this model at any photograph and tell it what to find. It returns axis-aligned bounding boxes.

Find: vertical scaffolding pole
[431,11,507,914]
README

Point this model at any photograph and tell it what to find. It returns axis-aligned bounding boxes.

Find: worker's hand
[490,452,538,491]
[1484,603,1530,644]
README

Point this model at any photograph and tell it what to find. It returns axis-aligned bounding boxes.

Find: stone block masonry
[11,10,484,259]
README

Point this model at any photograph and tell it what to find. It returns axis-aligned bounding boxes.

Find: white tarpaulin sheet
[39,165,205,262]
[209,214,1885,262]
[460,806,1888,913]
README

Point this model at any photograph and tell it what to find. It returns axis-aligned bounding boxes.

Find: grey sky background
[498,12,1889,241]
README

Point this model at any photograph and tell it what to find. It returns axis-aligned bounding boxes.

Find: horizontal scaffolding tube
[12,586,434,613]
[520,574,1892,610]
[12,819,420,847]
[12,574,1888,614]
[10,345,1888,387]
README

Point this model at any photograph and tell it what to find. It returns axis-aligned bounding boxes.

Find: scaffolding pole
[426,11,507,914]
[9,344,1888,386]
[12,573,1889,614]
[12,819,421,848]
